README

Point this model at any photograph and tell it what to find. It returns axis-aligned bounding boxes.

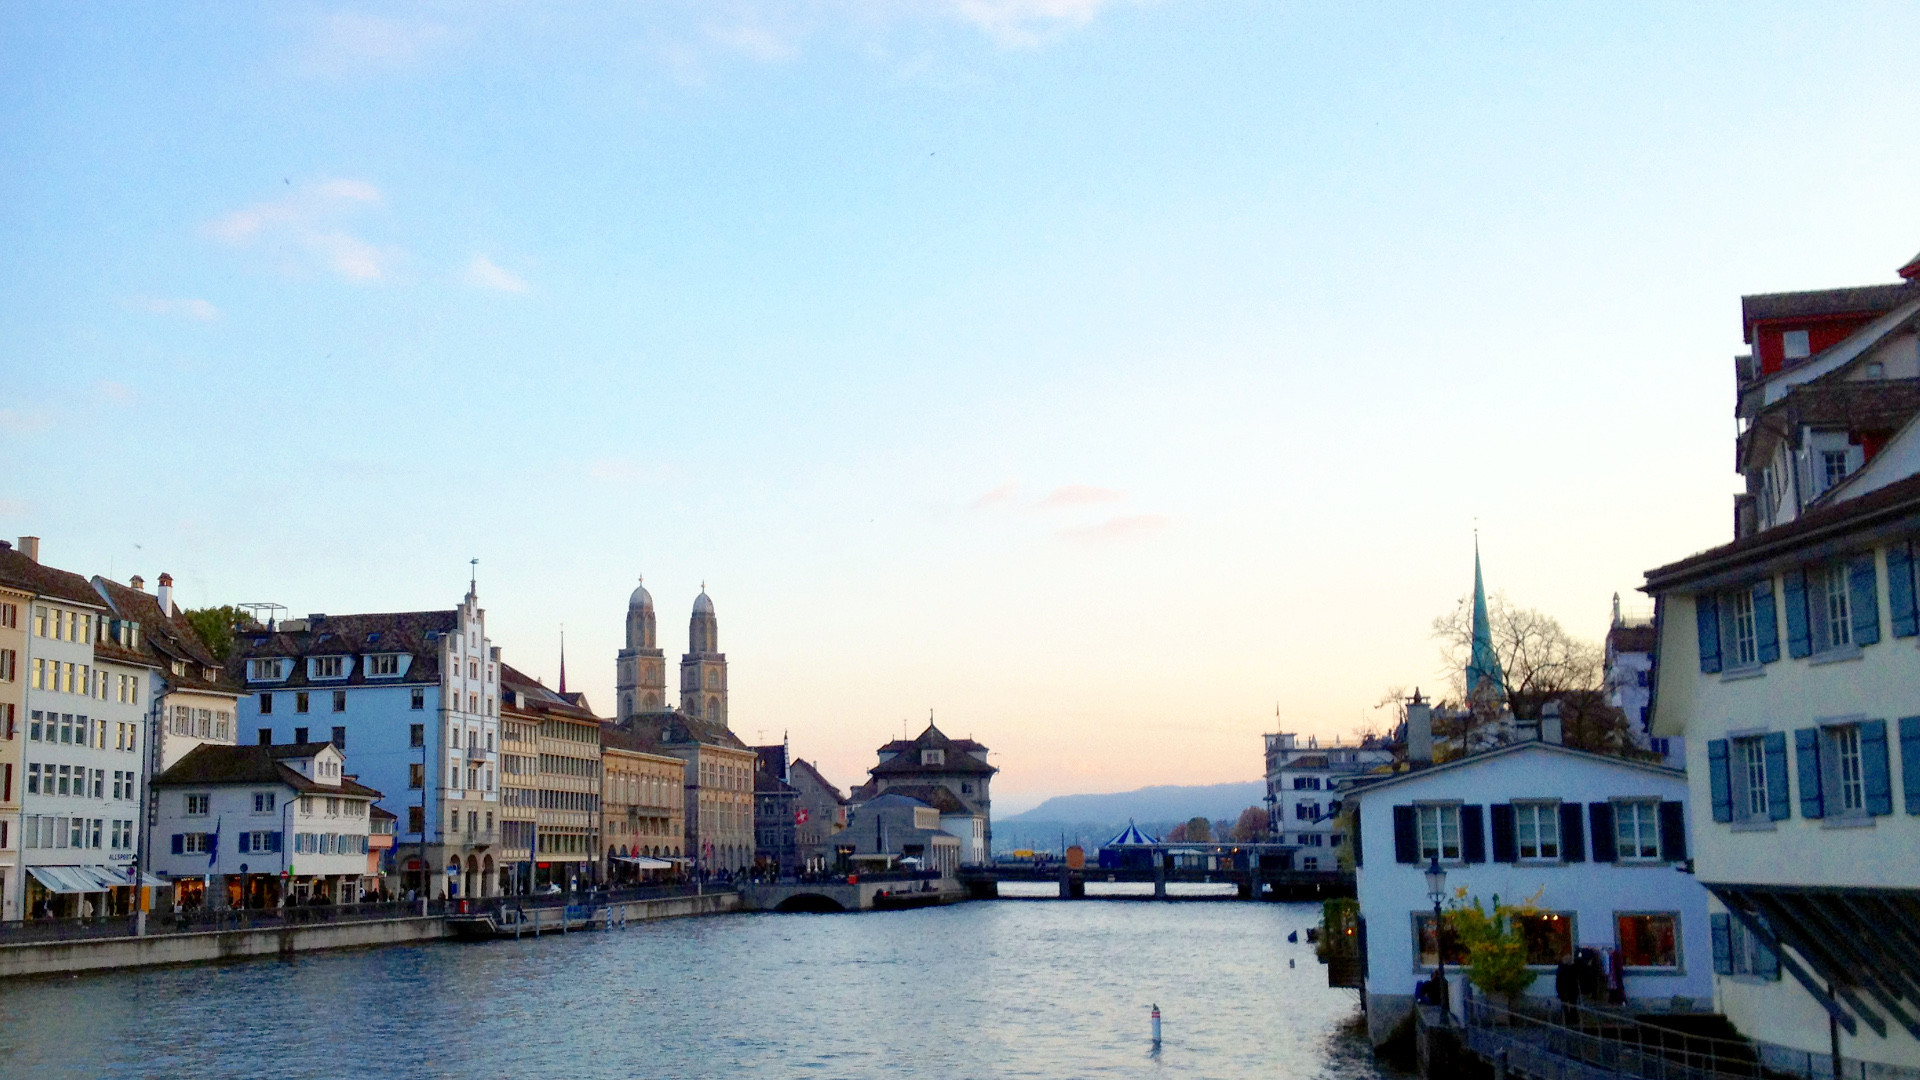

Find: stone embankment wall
[0,891,739,980]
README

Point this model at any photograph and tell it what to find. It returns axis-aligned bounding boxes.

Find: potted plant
[1446,890,1540,1017]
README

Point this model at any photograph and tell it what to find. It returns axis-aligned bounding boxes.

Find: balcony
[465,744,490,762]
[461,830,497,848]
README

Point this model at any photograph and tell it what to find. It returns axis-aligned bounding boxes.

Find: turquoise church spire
[1466,535,1505,703]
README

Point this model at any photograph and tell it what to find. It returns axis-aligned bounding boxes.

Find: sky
[4,2,1919,815]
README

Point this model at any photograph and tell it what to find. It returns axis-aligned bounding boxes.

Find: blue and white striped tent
[1098,821,1159,868]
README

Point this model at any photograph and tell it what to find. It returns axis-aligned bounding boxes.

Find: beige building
[501,665,601,891]
[600,724,685,882]
[0,572,27,919]
[497,704,538,893]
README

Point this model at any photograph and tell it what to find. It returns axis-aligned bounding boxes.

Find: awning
[1709,882,1920,1042]
[29,866,119,893]
[611,856,673,870]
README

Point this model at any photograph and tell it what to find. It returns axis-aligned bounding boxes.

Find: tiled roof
[868,722,996,778]
[1645,471,1920,591]
[1737,378,1920,471]
[615,709,748,752]
[501,663,601,723]
[871,783,970,813]
[226,609,456,688]
[92,576,243,691]
[789,759,847,804]
[0,544,106,609]
[1741,280,1920,336]
[152,742,383,799]
[1606,624,1657,653]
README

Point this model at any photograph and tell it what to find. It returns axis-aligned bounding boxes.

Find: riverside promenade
[0,886,738,979]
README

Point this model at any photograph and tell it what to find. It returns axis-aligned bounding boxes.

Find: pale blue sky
[4,2,1918,811]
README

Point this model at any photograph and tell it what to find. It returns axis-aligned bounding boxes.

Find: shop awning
[29,865,119,893]
[611,856,673,870]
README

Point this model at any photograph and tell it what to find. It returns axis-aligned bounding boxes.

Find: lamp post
[1426,854,1449,1024]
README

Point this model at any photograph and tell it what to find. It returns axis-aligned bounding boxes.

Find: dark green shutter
[1695,596,1722,673]
[1559,801,1585,862]
[1889,542,1918,638]
[1711,913,1732,975]
[1752,580,1780,664]
[1849,555,1881,646]
[1764,732,1791,821]
[1588,803,1617,862]
[1901,717,1920,816]
[1461,805,1486,863]
[1658,801,1687,860]
[1796,728,1824,819]
[1392,805,1417,863]
[1707,740,1733,822]
[1862,719,1893,816]
[1489,804,1517,862]
[1783,571,1812,658]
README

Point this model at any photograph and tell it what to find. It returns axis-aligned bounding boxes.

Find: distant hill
[993,781,1265,853]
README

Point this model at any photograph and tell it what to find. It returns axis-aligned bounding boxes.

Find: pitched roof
[868,722,996,778]
[614,709,748,752]
[92,576,243,692]
[226,609,457,688]
[501,663,601,723]
[1347,739,1683,800]
[0,544,106,609]
[152,742,383,798]
[869,783,970,813]
[1741,280,1920,336]
[789,759,847,804]
[1606,624,1657,654]
[1644,470,1920,592]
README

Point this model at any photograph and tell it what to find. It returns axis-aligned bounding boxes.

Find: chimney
[1406,688,1433,767]
[157,573,175,617]
[130,575,144,591]
[1541,701,1564,746]
[17,536,39,562]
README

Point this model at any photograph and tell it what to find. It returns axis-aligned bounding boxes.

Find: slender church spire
[1466,534,1505,704]
[558,625,567,694]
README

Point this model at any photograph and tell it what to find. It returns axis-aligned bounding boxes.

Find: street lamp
[1425,854,1449,1023]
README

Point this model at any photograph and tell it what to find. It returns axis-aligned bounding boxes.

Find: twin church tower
[614,577,728,728]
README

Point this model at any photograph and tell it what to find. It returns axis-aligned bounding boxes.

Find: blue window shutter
[1752,580,1780,664]
[1489,804,1517,863]
[1392,806,1417,863]
[171,834,183,855]
[1849,555,1881,646]
[1461,805,1486,863]
[1862,719,1893,816]
[1758,931,1780,980]
[1658,801,1687,861]
[1783,571,1812,658]
[1763,733,1791,821]
[237,833,249,854]
[1901,717,1920,815]
[1695,596,1722,673]
[270,831,283,853]
[1795,728,1824,819]
[1707,740,1733,822]
[1889,542,1918,638]
[1588,803,1617,862]
[1558,802,1585,862]
[1711,913,1731,975]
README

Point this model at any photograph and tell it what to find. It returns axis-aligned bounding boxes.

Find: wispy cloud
[971,481,1021,510]
[301,12,453,75]
[706,17,801,62]
[1056,513,1170,544]
[95,380,135,406]
[1038,484,1124,509]
[207,179,399,282]
[943,0,1116,47]
[463,255,528,293]
[131,296,220,321]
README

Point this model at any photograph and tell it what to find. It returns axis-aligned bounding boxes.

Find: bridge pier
[1153,860,1167,900]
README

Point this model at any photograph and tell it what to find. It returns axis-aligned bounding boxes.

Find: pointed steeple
[1466,535,1505,704]
[558,625,567,694]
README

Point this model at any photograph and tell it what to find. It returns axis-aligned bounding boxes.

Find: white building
[151,741,381,906]
[93,573,243,773]
[1644,469,1920,1073]
[1263,730,1393,869]
[0,541,154,920]
[1348,739,1710,1048]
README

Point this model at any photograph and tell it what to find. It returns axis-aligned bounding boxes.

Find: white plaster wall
[1354,746,1712,1008]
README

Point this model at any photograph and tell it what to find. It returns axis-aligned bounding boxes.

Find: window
[250,659,282,681]
[254,792,276,813]
[295,692,310,714]
[1413,913,1469,968]
[1616,913,1679,969]
[1515,913,1575,966]
[332,725,346,748]
[186,794,209,815]
[26,763,39,795]
[411,688,424,711]
[1416,804,1462,862]
[1614,800,1661,860]
[1782,329,1810,360]
[0,648,14,682]
[1514,803,1560,860]
[260,693,273,715]
[313,656,344,678]
[1718,915,1780,979]
[1822,451,1849,491]
[1829,723,1866,815]
[181,832,209,854]
[409,764,424,789]
[0,601,14,628]
[332,691,346,713]
[1733,736,1769,820]
[368,654,399,676]
[1813,563,1852,652]
[1722,588,1757,667]
[408,806,424,834]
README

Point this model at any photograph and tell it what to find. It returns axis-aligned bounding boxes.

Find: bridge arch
[773,893,846,913]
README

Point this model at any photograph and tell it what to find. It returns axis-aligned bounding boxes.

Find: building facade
[752,743,798,876]
[228,584,500,900]
[836,792,962,876]
[1645,472,1920,1072]
[600,725,685,881]
[0,568,26,920]
[852,723,994,864]
[787,758,848,874]
[500,665,601,891]
[92,574,242,774]
[1263,730,1394,869]
[1349,739,1709,1048]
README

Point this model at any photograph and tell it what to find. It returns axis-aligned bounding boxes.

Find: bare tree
[1431,591,1603,706]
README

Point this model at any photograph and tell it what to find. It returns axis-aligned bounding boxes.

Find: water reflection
[0,899,1403,1080]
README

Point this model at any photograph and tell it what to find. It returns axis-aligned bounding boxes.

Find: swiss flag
[794,808,810,825]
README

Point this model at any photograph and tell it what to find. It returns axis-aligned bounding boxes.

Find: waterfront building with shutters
[1346,739,1708,1048]
[1644,469,1920,1073]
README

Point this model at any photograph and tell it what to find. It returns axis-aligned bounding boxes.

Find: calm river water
[0,899,1401,1079]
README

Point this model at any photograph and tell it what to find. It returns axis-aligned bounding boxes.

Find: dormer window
[249,659,284,682]
[171,660,185,677]
[366,654,400,677]
[1782,329,1810,360]
[312,656,346,679]
[922,749,945,766]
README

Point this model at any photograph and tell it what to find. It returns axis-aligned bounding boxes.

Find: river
[0,898,1402,1079]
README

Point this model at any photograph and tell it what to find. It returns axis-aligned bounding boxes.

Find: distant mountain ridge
[993,781,1265,852]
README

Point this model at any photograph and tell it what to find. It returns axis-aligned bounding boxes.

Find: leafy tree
[1164,822,1188,842]
[181,605,257,661]
[1229,806,1268,842]
[1446,889,1544,999]
[1181,816,1211,843]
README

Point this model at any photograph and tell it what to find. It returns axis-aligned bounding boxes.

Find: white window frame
[1415,803,1462,863]
[1514,801,1561,861]
[1721,587,1757,668]
[1732,735,1769,822]
[1812,562,1853,654]
[1613,799,1662,862]
[1825,722,1867,816]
